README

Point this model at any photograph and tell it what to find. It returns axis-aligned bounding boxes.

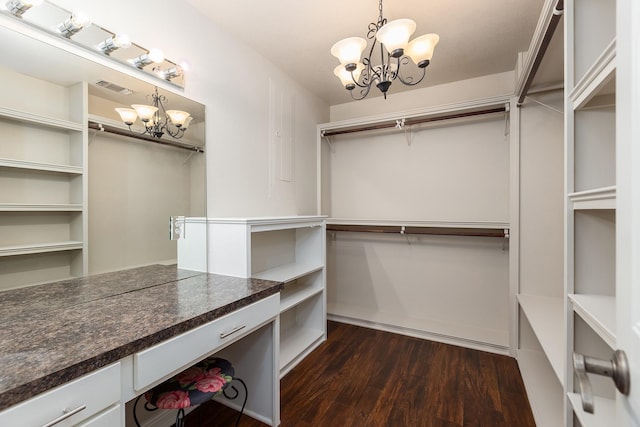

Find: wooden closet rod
[321,106,506,137]
[88,121,205,153]
[517,0,564,106]
[326,224,508,238]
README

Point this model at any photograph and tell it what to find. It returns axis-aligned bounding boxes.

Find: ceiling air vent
[95,80,133,96]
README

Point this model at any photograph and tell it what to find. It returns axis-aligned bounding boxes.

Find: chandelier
[114,87,192,139]
[331,0,439,100]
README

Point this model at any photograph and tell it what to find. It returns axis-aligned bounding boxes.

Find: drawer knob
[41,404,87,427]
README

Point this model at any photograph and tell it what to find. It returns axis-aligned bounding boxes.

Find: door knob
[573,350,630,413]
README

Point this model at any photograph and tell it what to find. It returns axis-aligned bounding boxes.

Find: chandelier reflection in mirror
[331,0,439,100]
[115,87,192,139]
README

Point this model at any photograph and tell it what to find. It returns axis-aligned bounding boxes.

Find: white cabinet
[0,363,121,427]
[565,0,617,425]
[0,68,87,290]
[178,216,327,377]
[133,294,280,392]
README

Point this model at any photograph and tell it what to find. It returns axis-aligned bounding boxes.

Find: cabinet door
[614,0,640,423]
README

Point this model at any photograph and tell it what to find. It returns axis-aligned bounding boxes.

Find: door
[616,0,640,424]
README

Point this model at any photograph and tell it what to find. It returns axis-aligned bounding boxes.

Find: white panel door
[616,0,640,424]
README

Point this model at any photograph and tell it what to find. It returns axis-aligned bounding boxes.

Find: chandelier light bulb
[115,108,138,126]
[166,110,190,127]
[331,37,367,67]
[181,116,193,130]
[376,19,416,57]
[334,63,364,90]
[5,0,43,17]
[131,104,158,122]
[98,33,131,54]
[406,34,440,67]
[58,10,92,38]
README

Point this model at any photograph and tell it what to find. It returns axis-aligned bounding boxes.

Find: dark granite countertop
[0,265,283,411]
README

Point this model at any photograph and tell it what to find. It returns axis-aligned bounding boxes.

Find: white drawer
[75,404,121,427]
[0,363,121,427]
[133,293,279,391]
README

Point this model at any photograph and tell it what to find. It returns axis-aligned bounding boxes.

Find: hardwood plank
[179,321,535,427]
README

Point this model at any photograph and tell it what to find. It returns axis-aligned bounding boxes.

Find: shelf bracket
[524,95,564,114]
[504,104,510,136]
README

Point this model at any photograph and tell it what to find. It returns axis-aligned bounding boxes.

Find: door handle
[573,350,630,413]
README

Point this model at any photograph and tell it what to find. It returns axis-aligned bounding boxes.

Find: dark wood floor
[183,321,536,426]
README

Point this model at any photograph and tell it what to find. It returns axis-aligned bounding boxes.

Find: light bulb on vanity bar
[5,0,43,17]
[129,48,165,69]
[57,10,92,38]
[97,33,131,54]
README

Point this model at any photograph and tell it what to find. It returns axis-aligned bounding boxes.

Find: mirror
[0,14,206,291]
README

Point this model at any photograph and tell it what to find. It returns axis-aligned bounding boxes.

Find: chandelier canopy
[331,0,439,100]
[115,87,192,139]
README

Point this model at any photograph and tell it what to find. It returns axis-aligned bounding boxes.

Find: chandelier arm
[350,83,372,101]
[127,125,155,136]
[396,58,427,86]
[163,125,185,139]
[154,88,186,138]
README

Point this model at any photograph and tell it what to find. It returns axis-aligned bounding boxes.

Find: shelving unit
[177,216,327,377]
[518,349,564,427]
[518,294,565,382]
[565,0,617,425]
[567,393,616,427]
[0,68,87,291]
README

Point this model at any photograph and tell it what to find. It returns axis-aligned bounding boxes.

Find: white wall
[518,90,564,297]
[51,0,329,217]
[324,115,509,222]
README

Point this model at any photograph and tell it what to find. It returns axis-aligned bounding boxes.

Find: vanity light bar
[1,0,188,87]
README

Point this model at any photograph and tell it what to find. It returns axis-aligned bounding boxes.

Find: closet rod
[517,0,564,106]
[326,224,508,238]
[321,106,506,137]
[88,121,205,153]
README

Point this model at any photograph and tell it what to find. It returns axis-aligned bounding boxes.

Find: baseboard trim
[327,313,511,356]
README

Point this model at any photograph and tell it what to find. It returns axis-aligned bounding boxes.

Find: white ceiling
[183,0,550,106]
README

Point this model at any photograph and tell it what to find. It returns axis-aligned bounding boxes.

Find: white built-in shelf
[570,186,616,210]
[0,106,83,132]
[280,285,323,313]
[569,294,616,348]
[570,39,616,111]
[0,241,83,257]
[252,263,324,283]
[517,349,564,427]
[568,392,616,427]
[518,294,565,384]
[280,326,324,372]
[0,203,83,212]
[0,158,83,175]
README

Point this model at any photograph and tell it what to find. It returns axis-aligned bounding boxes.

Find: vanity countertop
[0,265,283,411]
